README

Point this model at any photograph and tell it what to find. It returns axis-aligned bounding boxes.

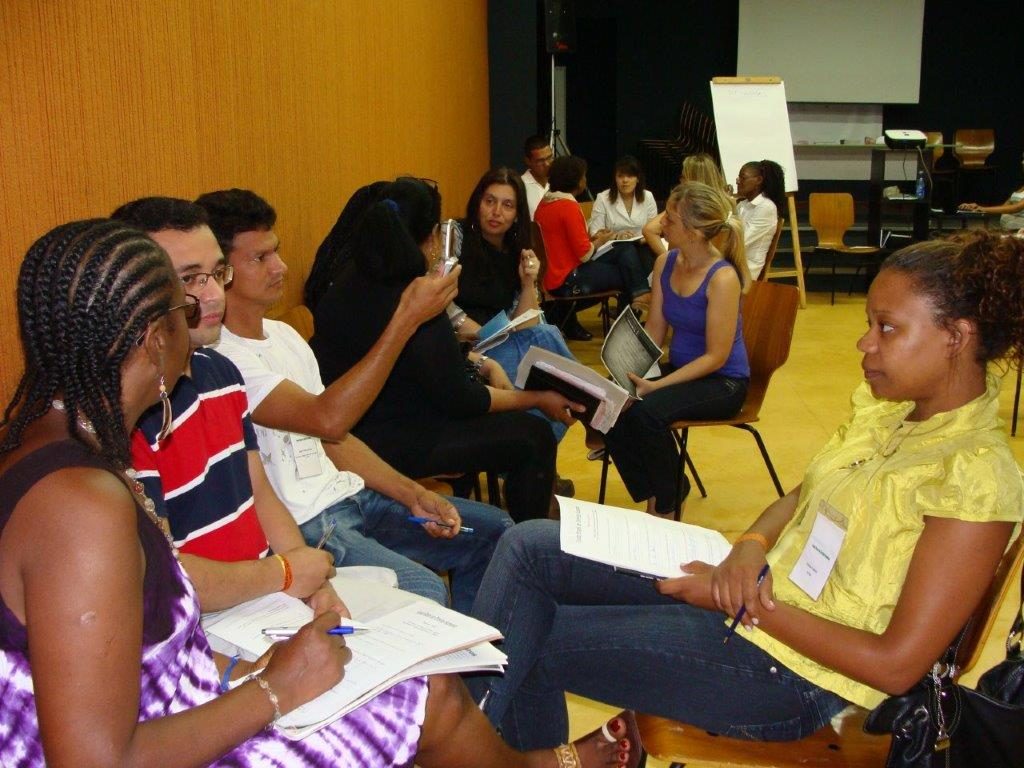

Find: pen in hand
[262,625,366,639]
[407,515,474,534]
[315,518,338,550]
[723,563,771,644]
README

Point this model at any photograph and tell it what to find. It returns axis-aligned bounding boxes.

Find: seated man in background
[118,196,493,613]
[521,134,553,218]
[196,188,514,613]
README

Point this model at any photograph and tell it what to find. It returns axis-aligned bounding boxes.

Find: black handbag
[863,579,1024,767]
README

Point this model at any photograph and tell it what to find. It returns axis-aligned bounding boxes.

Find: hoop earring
[157,375,172,442]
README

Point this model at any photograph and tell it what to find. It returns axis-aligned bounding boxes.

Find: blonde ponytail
[668,182,750,292]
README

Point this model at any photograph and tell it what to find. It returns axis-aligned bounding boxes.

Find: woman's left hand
[519,249,540,282]
[628,372,657,398]
[656,561,716,609]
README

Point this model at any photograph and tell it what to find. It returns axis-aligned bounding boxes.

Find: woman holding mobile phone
[310,178,584,522]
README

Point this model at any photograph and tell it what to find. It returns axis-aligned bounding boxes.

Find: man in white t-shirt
[198,188,514,613]
[521,134,554,218]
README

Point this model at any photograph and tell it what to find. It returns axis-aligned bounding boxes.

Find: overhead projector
[884,129,927,150]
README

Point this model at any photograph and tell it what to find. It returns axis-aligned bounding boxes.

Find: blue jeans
[552,243,651,300]
[486,321,575,442]
[469,520,849,750]
[299,488,513,614]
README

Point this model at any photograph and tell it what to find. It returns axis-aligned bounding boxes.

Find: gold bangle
[273,553,293,591]
[254,674,282,723]
[735,532,770,551]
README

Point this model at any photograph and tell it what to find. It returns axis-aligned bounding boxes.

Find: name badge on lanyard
[789,500,847,601]
[291,435,323,479]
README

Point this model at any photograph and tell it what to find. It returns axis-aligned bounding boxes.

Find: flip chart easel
[711,76,806,307]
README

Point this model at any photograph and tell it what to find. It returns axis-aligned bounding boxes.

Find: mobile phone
[435,219,461,276]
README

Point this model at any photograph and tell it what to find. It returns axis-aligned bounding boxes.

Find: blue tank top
[660,250,749,378]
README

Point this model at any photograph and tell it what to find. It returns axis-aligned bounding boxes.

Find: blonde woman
[642,153,732,256]
[603,182,750,516]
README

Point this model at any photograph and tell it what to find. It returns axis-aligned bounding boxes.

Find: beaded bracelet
[220,654,241,693]
[254,674,282,723]
[274,553,293,592]
[735,532,770,551]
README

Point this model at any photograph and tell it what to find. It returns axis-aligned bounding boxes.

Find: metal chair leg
[684,453,706,498]
[736,424,785,497]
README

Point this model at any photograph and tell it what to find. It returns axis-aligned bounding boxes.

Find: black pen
[723,563,771,644]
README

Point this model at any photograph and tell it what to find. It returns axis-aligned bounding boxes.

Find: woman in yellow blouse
[468,231,1024,749]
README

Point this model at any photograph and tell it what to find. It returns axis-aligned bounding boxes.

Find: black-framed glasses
[135,294,200,346]
[181,265,233,289]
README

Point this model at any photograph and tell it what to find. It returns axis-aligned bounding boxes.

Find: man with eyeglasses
[197,188,515,614]
[115,196,351,619]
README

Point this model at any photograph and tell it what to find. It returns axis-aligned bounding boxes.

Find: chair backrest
[808,192,855,249]
[277,304,315,342]
[739,281,800,419]
[756,218,786,281]
[953,128,995,168]
[956,530,1024,676]
[925,131,945,165]
[531,221,554,301]
[579,200,594,222]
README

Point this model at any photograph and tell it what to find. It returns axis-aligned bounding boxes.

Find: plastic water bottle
[915,170,926,200]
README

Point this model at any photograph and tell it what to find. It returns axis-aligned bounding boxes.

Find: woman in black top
[309,178,580,522]
[448,167,578,442]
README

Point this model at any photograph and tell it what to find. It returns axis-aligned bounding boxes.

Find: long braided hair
[0,219,178,467]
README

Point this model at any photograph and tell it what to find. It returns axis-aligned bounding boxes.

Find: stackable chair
[755,219,785,281]
[597,280,799,519]
[954,128,997,204]
[636,530,1024,767]
[808,193,881,305]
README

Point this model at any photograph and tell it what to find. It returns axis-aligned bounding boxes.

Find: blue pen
[723,563,771,644]
[261,626,366,639]
[407,515,474,534]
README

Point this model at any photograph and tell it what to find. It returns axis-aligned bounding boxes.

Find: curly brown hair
[881,232,1024,367]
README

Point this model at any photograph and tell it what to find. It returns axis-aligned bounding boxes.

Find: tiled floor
[554,288,1023,767]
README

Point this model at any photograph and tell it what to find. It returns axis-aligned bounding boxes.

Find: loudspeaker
[544,0,576,54]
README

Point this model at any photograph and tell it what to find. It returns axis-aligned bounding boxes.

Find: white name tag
[292,435,323,479]
[788,501,847,601]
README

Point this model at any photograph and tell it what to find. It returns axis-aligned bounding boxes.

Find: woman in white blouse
[588,156,660,306]
[588,155,659,239]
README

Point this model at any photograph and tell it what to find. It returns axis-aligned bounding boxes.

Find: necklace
[52,399,178,559]
[51,398,96,434]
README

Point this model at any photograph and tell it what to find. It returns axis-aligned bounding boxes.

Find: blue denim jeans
[469,520,849,750]
[299,488,513,614]
[486,321,575,442]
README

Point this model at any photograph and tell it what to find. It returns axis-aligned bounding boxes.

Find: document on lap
[601,307,662,398]
[559,496,731,578]
[473,308,544,354]
[515,346,630,433]
[202,575,505,739]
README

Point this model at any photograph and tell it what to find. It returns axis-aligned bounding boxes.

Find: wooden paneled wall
[0,1,490,406]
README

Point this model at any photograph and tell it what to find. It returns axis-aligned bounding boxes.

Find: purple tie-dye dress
[0,441,428,766]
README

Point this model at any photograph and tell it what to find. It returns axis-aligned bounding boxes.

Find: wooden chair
[954,128,997,204]
[925,131,957,212]
[636,530,1024,767]
[598,281,799,517]
[756,219,785,281]
[532,221,619,338]
[579,200,595,222]
[808,193,881,305]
